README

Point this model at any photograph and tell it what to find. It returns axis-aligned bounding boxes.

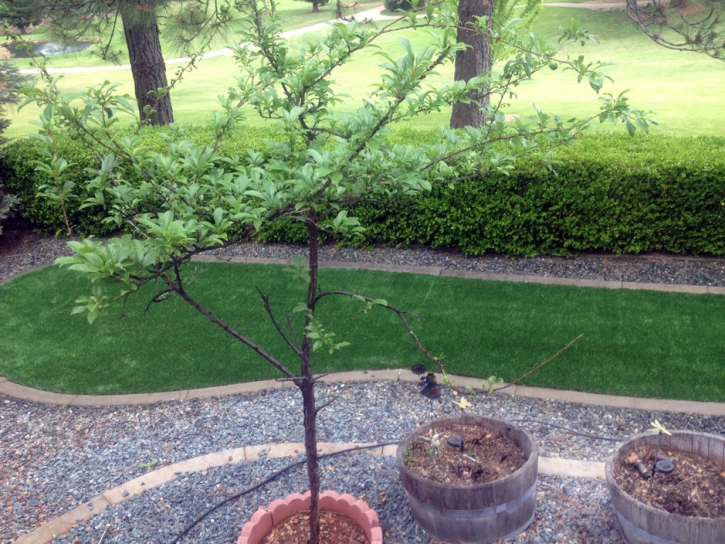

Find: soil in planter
[615,445,725,518]
[405,421,527,485]
[262,510,369,544]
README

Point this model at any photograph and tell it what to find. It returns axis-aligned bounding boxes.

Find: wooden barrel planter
[396,415,539,543]
[605,430,725,544]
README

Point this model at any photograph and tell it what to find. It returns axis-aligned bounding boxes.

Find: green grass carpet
[1,263,724,401]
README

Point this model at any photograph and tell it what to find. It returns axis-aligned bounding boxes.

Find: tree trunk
[311,1,320,12]
[300,213,321,544]
[121,9,174,126]
[450,0,494,128]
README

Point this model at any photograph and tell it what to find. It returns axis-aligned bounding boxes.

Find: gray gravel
[3,237,725,287]
[4,380,725,543]
[3,238,725,543]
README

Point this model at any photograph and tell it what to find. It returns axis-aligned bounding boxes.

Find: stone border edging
[0,368,725,416]
[12,440,604,544]
[192,255,725,295]
[2,369,725,415]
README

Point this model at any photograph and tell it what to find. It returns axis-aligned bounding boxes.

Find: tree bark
[311,1,320,12]
[300,212,321,544]
[121,9,174,126]
[450,0,494,128]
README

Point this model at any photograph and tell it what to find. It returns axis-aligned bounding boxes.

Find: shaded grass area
[1,263,724,401]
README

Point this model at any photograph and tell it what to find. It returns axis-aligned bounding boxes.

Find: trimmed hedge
[0,125,278,236]
[257,132,725,256]
[2,128,725,256]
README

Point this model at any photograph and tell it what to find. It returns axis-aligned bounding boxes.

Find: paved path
[18,1,641,76]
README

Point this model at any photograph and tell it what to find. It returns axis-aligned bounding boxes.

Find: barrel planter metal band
[396,415,539,544]
[605,430,725,544]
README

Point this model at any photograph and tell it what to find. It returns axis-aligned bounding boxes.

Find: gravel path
[3,235,725,287]
[3,380,725,543]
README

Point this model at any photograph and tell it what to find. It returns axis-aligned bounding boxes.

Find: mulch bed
[615,445,725,518]
[405,421,527,485]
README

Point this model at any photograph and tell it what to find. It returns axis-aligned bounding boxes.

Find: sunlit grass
[6,7,725,138]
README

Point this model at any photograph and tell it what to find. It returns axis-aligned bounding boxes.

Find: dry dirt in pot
[262,510,369,544]
[406,421,527,485]
[614,445,725,518]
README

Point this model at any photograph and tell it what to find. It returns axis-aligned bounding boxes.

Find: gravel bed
[4,380,725,543]
[3,236,725,287]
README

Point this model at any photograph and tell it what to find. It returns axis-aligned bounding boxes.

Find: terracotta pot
[237,489,383,544]
[606,430,725,544]
[396,415,539,543]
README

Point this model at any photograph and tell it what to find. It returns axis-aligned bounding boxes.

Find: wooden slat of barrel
[397,415,538,544]
[605,431,725,544]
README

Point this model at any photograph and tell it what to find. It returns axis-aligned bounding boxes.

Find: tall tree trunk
[121,9,174,126]
[311,0,320,12]
[300,213,321,544]
[450,0,494,128]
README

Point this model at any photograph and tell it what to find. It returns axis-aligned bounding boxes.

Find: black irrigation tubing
[169,421,623,543]
[168,441,400,544]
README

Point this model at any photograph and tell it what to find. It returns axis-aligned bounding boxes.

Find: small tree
[42,0,245,125]
[626,0,724,59]
[22,0,653,541]
[0,0,43,34]
[297,0,331,14]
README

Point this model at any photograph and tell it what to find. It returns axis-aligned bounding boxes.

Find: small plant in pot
[606,421,725,544]
[398,337,583,543]
[23,0,651,541]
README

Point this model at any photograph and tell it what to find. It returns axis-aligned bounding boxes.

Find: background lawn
[5,6,725,138]
[1,263,724,401]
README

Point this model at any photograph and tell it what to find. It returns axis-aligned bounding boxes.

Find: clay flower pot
[237,490,383,544]
[606,430,725,544]
[396,415,539,543]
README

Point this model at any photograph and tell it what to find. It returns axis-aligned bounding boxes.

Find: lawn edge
[1,370,724,415]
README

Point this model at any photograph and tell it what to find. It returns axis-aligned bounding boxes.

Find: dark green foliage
[383,0,419,12]
[0,0,43,34]
[5,129,725,254]
[0,61,31,234]
[0,125,280,235]
[258,132,725,257]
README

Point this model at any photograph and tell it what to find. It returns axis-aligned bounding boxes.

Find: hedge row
[2,128,724,256]
[0,125,276,236]
[257,132,725,256]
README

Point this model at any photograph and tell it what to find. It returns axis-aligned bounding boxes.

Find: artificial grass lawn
[6,7,725,138]
[1,263,724,401]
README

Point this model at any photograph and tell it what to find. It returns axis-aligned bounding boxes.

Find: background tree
[0,0,44,34]
[43,0,242,125]
[626,0,724,59]
[22,0,652,541]
[450,0,543,128]
[296,0,330,14]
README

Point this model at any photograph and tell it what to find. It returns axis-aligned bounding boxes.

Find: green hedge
[2,127,725,256]
[0,125,277,236]
[257,132,725,256]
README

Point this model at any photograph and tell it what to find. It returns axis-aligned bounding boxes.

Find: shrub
[258,132,725,257]
[0,125,278,235]
[383,0,421,12]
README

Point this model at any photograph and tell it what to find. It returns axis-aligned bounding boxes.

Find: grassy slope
[2,263,724,401]
[6,7,725,138]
